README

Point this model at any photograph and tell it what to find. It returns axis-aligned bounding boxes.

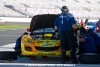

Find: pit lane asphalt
[0,28,27,46]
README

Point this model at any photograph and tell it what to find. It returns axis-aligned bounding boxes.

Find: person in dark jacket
[88,29,100,54]
[54,5,78,64]
[79,30,97,53]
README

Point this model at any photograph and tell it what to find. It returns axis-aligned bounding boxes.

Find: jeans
[59,30,77,60]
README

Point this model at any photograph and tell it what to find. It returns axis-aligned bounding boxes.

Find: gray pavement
[0,28,27,46]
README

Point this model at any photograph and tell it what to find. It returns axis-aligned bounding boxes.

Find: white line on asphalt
[9,29,18,30]
[0,63,76,66]
[0,30,6,31]
[0,35,20,36]
[0,28,26,31]
[0,43,15,51]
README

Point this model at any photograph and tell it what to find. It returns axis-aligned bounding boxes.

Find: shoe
[61,60,66,63]
[72,60,78,64]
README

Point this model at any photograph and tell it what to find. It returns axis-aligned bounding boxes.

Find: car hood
[30,14,58,32]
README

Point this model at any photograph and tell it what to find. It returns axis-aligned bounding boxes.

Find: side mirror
[27,28,30,32]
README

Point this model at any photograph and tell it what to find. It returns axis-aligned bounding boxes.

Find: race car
[21,14,70,57]
[85,20,100,32]
[96,22,100,32]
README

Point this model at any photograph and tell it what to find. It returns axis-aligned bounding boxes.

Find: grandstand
[0,0,100,19]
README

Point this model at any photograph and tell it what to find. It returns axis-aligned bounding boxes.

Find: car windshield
[86,22,97,26]
[33,28,55,33]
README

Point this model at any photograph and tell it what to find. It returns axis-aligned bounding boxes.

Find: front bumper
[21,35,70,56]
[21,43,70,56]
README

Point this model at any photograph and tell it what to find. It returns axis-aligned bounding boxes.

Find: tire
[79,53,100,64]
[0,51,18,60]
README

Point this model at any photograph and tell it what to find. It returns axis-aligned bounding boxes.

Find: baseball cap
[62,6,67,9]
[61,6,69,12]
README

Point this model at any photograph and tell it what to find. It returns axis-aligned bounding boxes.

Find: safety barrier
[0,17,32,23]
[0,17,99,23]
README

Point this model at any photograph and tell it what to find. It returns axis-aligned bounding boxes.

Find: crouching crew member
[79,30,97,53]
[88,29,100,54]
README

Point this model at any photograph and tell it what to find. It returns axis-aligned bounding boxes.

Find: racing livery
[21,14,70,56]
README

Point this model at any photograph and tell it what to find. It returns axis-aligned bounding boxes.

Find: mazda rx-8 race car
[21,14,70,57]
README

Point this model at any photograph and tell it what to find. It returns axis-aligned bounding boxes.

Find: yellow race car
[21,14,70,57]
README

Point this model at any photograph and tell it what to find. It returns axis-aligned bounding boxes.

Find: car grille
[35,46,60,52]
